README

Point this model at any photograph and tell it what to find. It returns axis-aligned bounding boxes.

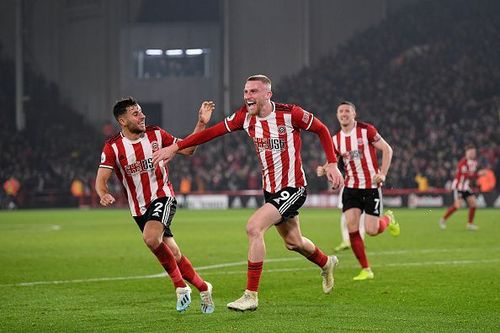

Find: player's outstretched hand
[373,173,386,185]
[199,101,215,125]
[325,163,343,189]
[153,144,179,167]
[99,193,116,207]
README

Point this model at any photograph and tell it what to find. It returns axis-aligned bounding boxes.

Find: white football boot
[200,282,215,314]
[176,285,192,312]
[227,290,258,311]
[321,255,339,294]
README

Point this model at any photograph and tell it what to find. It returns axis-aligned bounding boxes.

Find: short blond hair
[246,74,272,88]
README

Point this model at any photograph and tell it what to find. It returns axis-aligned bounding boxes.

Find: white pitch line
[202,258,500,275]
[1,256,499,288]
[0,224,62,232]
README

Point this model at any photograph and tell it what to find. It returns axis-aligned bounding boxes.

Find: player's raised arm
[95,167,116,207]
[177,101,215,156]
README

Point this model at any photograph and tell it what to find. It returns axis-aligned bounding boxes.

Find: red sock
[306,246,329,268]
[468,207,476,224]
[377,215,390,234]
[349,231,369,268]
[152,243,186,288]
[246,261,263,292]
[178,256,208,292]
[443,206,457,220]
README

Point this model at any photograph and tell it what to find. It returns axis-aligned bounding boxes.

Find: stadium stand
[1,0,499,208]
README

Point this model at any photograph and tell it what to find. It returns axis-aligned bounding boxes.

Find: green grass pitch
[0,208,499,332]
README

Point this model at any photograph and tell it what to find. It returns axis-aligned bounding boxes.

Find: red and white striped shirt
[99,126,176,216]
[451,157,478,191]
[333,121,380,189]
[176,102,337,194]
[224,103,315,192]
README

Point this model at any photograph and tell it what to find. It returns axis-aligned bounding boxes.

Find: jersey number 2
[152,202,163,217]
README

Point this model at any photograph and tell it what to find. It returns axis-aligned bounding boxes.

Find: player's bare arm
[371,137,393,184]
[177,101,215,156]
[95,167,116,207]
[153,117,229,167]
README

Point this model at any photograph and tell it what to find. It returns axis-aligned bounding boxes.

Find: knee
[246,219,263,239]
[363,221,378,236]
[170,246,182,262]
[143,235,161,251]
[346,221,359,233]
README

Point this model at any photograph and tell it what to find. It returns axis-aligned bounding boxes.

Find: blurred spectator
[70,178,84,198]
[3,176,21,209]
[414,173,429,191]
[478,168,496,193]
[179,175,192,194]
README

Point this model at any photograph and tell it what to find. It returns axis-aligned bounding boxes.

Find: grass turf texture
[0,208,499,332]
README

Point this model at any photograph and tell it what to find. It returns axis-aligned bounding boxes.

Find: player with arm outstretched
[153,75,343,312]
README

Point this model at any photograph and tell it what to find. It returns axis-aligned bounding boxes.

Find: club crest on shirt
[357,138,364,146]
[278,125,287,135]
[151,141,159,152]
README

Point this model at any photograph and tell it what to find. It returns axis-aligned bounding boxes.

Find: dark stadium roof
[136,0,220,23]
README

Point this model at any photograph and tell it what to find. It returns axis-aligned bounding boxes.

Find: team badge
[151,141,159,152]
[358,138,364,146]
[278,126,286,134]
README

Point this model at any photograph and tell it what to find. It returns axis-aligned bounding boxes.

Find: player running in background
[153,75,343,312]
[95,97,215,313]
[319,101,399,281]
[439,145,485,231]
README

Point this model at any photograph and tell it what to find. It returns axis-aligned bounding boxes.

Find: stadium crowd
[0,50,103,207]
[275,0,500,190]
[1,0,499,208]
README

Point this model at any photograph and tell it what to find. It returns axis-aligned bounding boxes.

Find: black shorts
[342,187,382,217]
[453,190,475,201]
[133,197,176,237]
[264,187,307,223]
